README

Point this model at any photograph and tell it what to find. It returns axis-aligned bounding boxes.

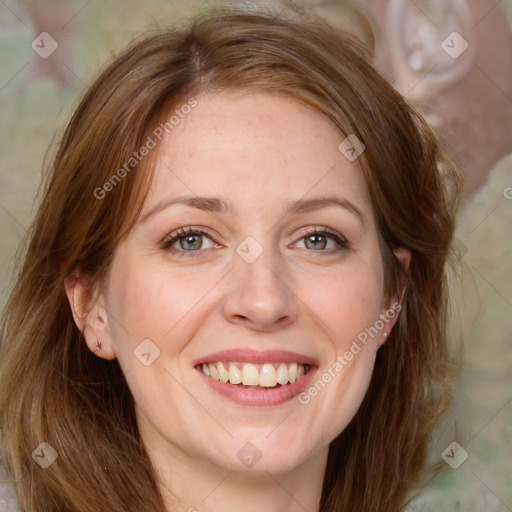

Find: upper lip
[193,348,319,367]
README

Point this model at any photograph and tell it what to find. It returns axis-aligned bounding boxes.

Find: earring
[383,332,387,339]
[94,340,101,352]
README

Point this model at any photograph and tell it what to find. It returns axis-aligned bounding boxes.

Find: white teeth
[229,363,242,384]
[241,363,260,385]
[217,362,229,383]
[259,363,278,387]
[201,361,308,387]
[276,363,289,385]
[208,363,220,380]
[288,362,298,383]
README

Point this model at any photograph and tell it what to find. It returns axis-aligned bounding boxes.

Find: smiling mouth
[197,361,311,389]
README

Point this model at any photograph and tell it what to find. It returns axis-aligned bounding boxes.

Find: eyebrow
[140,196,231,223]
[286,196,365,223]
[139,194,365,224]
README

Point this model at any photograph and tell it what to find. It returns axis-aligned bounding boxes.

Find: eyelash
[160,226,350,258]
[160,227,215,257]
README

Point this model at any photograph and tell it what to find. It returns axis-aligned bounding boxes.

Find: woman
[0,6,462,512]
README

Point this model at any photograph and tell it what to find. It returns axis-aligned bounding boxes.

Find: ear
[64,272,117,360]
[378,246,411,348]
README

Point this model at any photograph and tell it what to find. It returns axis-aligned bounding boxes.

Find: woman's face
[96,90,403,475]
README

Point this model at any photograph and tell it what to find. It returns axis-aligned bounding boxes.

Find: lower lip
[196,366,317,407]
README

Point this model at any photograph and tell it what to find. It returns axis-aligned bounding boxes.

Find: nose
[222,244,299,332]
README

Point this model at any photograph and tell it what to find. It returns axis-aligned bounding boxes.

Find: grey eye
[296,233,337,250]
[165,231,216,252]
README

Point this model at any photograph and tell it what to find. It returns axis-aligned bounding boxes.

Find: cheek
[292,254,384,437]
[103,261,214,426]
[308,346,377,451]
[106,257,221,359]
[296,256,385,348]
[109,263,195,339]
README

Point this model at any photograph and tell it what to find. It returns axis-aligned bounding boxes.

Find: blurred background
[0,1,510,510]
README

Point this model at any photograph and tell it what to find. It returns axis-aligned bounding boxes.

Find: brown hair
[0,6,462,512]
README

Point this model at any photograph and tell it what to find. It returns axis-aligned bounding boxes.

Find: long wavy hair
[0,6,462,512]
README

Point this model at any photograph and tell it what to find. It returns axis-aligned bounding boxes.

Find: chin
[211,435,320,475]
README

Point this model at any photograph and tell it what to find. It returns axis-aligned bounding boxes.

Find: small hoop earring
[94,340,101,352]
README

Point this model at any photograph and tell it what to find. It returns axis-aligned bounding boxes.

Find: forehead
[142,90,372,220]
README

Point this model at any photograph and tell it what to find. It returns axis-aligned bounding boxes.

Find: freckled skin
[95,90,404,510]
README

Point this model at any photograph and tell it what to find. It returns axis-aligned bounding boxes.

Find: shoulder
[0,466,20,512]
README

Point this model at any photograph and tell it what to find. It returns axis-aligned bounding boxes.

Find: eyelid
[161,224,349,258]
[160,226,219,253]
[291,225,349,249]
